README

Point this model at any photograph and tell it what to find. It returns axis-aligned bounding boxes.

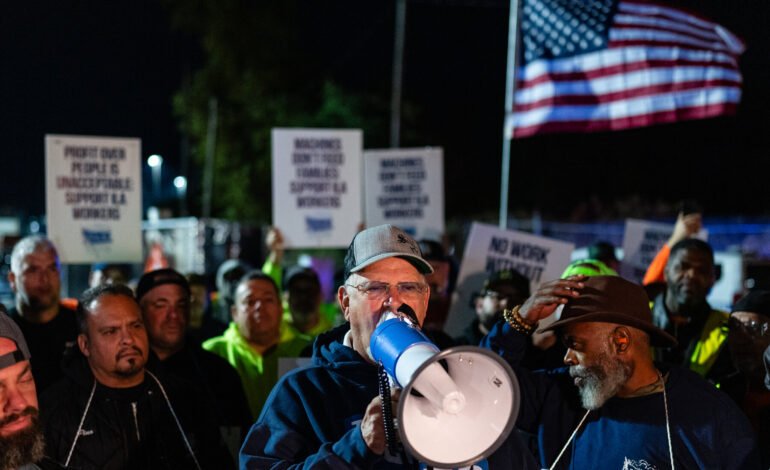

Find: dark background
[2,0,768,223]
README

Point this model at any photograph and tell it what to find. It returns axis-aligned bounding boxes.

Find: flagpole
[390,0,407,148]
[499,0,522,229]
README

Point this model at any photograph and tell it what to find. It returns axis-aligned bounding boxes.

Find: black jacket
[150,342,253,457]
[40,351,233,470]
[9,304,78,392]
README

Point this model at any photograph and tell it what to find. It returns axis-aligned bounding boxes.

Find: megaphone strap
[378,362,398,456]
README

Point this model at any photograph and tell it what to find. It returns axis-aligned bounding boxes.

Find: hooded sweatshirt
[239,323,536,469]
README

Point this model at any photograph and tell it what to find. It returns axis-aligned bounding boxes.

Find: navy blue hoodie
[239,323,537,469]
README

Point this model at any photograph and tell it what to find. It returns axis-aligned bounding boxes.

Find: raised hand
[518,276,587,324]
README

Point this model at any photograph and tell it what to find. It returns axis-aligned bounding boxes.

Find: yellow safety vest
[688,309,729,377]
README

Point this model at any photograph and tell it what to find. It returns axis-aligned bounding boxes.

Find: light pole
[174,176,187,216]
[147,154,163,204]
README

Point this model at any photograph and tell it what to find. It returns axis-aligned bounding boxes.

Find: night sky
[2,0,768,225]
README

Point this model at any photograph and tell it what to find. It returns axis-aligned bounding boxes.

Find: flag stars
[523,0,611,60]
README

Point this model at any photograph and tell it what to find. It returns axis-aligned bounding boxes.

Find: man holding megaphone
[240,224,532,469]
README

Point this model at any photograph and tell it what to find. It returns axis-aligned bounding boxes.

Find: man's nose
[682,266,700,280]
[167,304,182,319]
[382,287,405,310]
[36,270,52,285]
[563,348,577,366]
[4,385,31,414]
[119,327,136,344]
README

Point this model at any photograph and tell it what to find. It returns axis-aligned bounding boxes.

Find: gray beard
[0,416,46,470]
[571,350,633,410]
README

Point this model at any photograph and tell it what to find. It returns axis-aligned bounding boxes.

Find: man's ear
[708,265,717,289]
[77,334,90,357]
[612,327,631,353]
[7,271,16,293]
[338,285,351,321]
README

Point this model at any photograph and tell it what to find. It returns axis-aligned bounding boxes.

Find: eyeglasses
[346,281,428,299]
[729,318,770,337]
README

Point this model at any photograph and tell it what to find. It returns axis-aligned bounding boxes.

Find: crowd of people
[2,217,769,469]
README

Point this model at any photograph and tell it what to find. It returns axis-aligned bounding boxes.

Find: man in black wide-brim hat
[483,275,760,470]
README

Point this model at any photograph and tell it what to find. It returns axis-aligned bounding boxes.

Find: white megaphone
[370,305,520,468]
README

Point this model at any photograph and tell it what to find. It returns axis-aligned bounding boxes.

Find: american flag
[509,0,745,138]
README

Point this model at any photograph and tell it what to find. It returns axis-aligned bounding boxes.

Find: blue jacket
[481,321,760,470]
[239,323,536,469]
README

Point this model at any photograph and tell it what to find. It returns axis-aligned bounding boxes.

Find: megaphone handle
[377,363,398,456]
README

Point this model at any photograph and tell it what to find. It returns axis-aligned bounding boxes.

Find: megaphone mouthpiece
[397,303,419,325]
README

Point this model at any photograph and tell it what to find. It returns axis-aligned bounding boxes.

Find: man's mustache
[116,346,144,359]
[0,406,38,427]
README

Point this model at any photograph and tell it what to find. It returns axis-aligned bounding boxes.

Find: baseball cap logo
[397,234,418,254]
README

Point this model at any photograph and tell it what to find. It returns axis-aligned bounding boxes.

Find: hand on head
[518,275,587,325]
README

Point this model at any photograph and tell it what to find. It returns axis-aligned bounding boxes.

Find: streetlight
[147,154,163,203]
[174,176,187,216]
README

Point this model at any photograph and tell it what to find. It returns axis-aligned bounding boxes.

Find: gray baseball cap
[343,225,434,280]
[0,306,31,370]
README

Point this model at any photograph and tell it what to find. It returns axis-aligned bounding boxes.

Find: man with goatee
[41,284,231,469]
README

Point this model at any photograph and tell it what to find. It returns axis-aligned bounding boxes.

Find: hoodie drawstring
[64,373,202,470]
[65,380,97,467]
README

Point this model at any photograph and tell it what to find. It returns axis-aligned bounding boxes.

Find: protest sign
[363,147,444,240]
[620,218,710,283]
[620,219,674,282]
[45,135,142,263]
[444,222,574,336]
[272,128,362,248]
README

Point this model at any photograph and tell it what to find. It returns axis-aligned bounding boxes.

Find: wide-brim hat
[539,275,677,348]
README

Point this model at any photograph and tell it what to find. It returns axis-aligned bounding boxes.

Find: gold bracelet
[503,305,538,335]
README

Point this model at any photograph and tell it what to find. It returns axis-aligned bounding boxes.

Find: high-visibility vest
[688,309,730,377]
